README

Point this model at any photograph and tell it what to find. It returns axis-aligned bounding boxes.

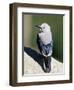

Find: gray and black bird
[35,23,53,73]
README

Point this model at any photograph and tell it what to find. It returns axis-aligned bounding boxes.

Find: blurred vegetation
[24,14,63,62]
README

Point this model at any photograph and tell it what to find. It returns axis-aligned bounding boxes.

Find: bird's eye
[43,27,45,29]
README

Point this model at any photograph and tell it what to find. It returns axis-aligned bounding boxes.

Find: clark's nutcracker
[35,23,53,73]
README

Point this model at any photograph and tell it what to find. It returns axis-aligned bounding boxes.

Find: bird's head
[35,23,51,32]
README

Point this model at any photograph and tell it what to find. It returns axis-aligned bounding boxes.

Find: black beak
[35,25,42,29]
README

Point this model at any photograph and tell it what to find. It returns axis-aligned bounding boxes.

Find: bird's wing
[37,34,43,53]
[37,34,53,56]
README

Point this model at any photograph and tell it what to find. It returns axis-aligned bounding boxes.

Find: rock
[24,52,63,75]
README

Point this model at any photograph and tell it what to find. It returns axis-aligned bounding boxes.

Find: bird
[35,23,53,73]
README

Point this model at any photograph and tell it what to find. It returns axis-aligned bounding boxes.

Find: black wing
[37,34,53,55]
[37,34,42,53]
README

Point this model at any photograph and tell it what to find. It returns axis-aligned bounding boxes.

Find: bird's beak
[35,25,42,30]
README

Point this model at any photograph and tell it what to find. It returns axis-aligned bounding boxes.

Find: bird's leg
[43,56,51,73]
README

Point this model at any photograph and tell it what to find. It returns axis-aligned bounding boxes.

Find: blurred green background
[23,14,63,62]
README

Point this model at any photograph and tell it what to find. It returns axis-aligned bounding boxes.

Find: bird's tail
[43,56,51,73]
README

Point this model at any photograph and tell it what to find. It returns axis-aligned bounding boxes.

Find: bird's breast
[39,32,52,45]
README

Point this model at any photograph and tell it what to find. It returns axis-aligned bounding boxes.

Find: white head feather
[38,23,52,45]
[40,23,51,32]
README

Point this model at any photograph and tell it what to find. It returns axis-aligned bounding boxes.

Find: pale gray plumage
[36,23,53,57]
[35,23,53,73]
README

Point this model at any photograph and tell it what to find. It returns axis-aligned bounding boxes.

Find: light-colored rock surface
[24,52,63,75]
